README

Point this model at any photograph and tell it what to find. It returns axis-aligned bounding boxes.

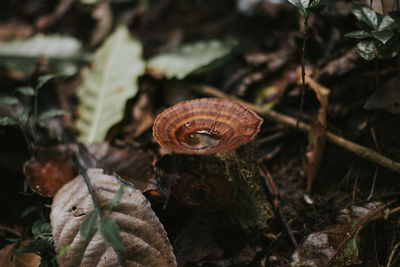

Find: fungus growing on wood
[153,98,274,232]
[152,98,263,155]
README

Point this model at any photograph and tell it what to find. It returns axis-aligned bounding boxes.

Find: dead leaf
[90,1,113,47]
[0,242,41,267]
[298,68,330,192]
[0,20,34,41]
[85,142,157,192]
[364,76,400,114]
[291,202,389,267]
[50,168,176,266]
[122,88,157,139]
[23,146,77,197]
[255,68,297,110]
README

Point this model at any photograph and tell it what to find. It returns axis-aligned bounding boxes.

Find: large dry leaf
[51,168,176,266]
[291,202,389,267]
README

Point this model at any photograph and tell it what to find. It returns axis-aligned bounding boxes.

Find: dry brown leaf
[23,146,76,197]
[51,168,176,267]
[297,68,330,192]
[0,243,41,267]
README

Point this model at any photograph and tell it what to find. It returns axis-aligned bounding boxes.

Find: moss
[170,142,274,232]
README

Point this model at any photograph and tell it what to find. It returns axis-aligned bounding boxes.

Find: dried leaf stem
[73,147,125,267]
[192,85,400,174]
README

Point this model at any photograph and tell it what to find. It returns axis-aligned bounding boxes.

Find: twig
[386,242,400,267]
[74,146,124,267]
[192,84,400,174]
[259,161,298,248]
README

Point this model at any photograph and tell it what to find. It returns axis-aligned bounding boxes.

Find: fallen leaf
[85,142,157,192]
[0,242,41,267]
[76,25,145,143]
[147,39,237,79]
[23,146,77,197]
[364,75,400,114]
[51,168,176,266]
[298,68,330,192]
[255,69,297,110]
[291,202,389,267]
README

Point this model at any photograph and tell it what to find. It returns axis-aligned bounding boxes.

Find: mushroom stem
[161,142,274,232]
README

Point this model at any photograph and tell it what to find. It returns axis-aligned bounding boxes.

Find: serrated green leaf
[351,2,378,29]
[80,210,98,241]
[15,86,35,96]
[39,109,67,120]
[356,40,378,60]
[76,25,145,143]
[108,185,125,214]
[0,95,19,105]
[98,218,125,251]
[147,39,237,79]
[0,34,90,76]
[0,117,17,126]
[371,30,394,44]
[344,30,371,39]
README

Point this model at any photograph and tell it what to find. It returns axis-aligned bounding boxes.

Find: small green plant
[345,1,400,61]
[0,74,67,156]
[287,0,323,126]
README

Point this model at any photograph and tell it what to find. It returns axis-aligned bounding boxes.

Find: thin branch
[192,84,400,174]
[74,146,124,267]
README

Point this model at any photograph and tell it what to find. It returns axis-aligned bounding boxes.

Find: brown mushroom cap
[152,98,263,155]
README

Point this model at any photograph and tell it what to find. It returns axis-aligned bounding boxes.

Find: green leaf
[147,39,237,79]
[80,210,98,241]
[351,2,378,29]
[0,117,17,126]
[356,39,378,60]
[377,15,397,30]
[108,184,125,214]
[377,37,400,59]
[288,0,309,14]
[55,245,72,260]
[98,218,125,251]
[371,30,394,44]
[18,108,29,126]
[344,30,371,39]
[0,95,19,105]
[76,25,145,143]
[15,86,35,96]
[39,109,67,120]
[0,34,90,77]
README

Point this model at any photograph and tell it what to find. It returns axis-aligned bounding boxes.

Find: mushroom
[153,98,263,155]
[153,98,274,232]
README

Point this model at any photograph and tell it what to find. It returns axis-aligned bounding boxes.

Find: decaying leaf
[291,202,389,267]
[364,75,400,114]
[85,142,157,192]
[76,25,145,143]
[23,146,76,197]
[50,168,176,266]
[298,68,330,192]
[147,39,237,79]
[0,242,41,267]
[255,69,297,110]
